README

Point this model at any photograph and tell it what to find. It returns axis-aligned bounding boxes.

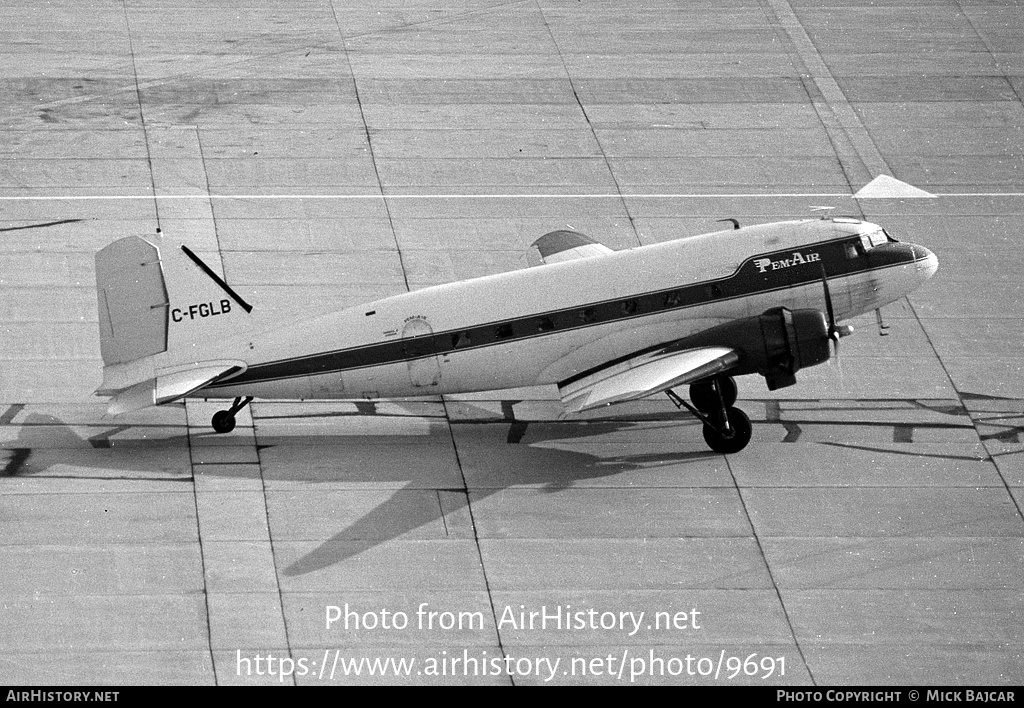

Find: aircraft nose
[914,244,938,281]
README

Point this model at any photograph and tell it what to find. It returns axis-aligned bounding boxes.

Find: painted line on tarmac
[2,192,1024,201]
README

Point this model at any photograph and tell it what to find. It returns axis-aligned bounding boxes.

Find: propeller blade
[820,264,853,368]
[819,263,837,332]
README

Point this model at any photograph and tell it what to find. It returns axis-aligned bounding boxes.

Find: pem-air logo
[753,250,821,274]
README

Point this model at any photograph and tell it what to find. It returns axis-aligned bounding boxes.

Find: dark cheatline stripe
[207,239,922,389]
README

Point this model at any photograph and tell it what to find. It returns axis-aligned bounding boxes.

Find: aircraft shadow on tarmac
[2,395,1011,576]
[1,409,717,576]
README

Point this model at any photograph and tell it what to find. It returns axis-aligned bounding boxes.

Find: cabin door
[401,318,441,388]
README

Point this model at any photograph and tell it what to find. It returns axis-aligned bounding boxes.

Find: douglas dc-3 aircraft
[95,214,937,453]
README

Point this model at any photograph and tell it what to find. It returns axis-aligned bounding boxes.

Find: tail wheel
[689,376,737,412]
[702,406,752,454]
[210,396,252,434]
[211,410,236,434]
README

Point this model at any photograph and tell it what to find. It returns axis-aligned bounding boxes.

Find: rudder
[95,236,169,366]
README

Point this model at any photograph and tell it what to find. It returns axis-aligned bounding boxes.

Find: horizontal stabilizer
[529,230,614,266]
[106,362,246,416]
[560,346,739,413]
[107,379,161,417]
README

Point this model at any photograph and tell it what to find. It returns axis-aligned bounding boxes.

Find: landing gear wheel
[690,376,737,412]
[211,410,236,434]
[702,406,752,454]
[210,396,252,434]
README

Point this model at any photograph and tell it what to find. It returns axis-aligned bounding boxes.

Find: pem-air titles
[753,250,821,274]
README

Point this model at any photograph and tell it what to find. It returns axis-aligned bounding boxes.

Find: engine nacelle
[674,307,832,390]
[754,307,831,389]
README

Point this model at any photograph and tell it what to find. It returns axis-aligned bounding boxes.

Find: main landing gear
[666,375,752,454]
[211,396,253,434]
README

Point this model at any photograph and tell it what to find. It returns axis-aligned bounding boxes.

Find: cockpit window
[846,226,897,256]
[862,229,888,248]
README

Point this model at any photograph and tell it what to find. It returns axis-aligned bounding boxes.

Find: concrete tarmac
[1,0,1022,686]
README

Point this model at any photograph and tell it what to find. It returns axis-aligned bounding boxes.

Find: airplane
[94,212,937,454]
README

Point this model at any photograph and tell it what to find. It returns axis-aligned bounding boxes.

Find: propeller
[820,264,854,360]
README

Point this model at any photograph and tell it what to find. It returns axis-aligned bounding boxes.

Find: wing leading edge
[559,346,740,413]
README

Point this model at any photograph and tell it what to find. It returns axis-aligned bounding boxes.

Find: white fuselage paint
[206,219,933,401]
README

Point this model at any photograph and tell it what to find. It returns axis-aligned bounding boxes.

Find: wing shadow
[276,428,715,576]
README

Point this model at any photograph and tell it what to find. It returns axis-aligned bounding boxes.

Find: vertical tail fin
[95,235,252,412]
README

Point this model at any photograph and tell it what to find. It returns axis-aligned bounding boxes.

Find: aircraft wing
[105,362,246,416]
[529,229,614,266]
[559,346,740,413]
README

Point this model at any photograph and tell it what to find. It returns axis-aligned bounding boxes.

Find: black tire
[702,406,752,454]
[212,410,236,434]
[690,376,737,412]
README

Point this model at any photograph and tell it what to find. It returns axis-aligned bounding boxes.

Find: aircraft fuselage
[205,217,936,401]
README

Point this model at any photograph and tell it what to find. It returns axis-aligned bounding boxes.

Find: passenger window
[537,317,555,332]
[451,331,471,348]
[495,324,513,339]
[620,300,638,315]
[845,240,862,259]
[579,308,597,324]
[664,291,682,308]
